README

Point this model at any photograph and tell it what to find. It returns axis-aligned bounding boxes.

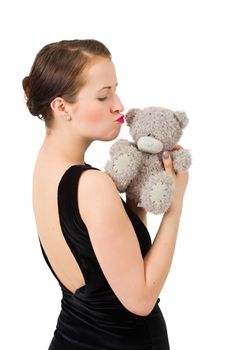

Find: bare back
[32,159,86,294]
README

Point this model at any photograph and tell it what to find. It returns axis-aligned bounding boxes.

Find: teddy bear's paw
[140,173,173,214]
[104,159,130,192]
[104,154,135,192]
[104,141,143,192]
[113,154,131,173]
[171,149,192,172]
[112,148,142,183]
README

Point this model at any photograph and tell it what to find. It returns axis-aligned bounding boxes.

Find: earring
[66,115,72,121]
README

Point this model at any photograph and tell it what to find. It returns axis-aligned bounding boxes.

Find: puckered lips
[115,114,125,123]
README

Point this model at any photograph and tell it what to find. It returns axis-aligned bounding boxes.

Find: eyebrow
[98,83,118,92]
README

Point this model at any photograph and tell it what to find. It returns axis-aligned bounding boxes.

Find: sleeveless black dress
[38,163,170,349]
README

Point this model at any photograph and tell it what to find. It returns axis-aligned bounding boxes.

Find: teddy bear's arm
[104,139,143,192]
[170,148,192,172]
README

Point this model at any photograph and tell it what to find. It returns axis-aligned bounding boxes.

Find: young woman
[23,39,189,349]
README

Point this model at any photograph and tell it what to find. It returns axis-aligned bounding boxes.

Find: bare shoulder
[78,168,125,225]
[78,169,122,214]
[79,168,116,189]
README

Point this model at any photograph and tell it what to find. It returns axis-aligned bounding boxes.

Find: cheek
[82,104,105,124]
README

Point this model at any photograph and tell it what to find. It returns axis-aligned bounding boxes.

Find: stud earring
[66,115,72,121]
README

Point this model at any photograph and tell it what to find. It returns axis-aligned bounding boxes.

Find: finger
[169,144,184,151]
[173,144,183,150]
[162,151,175,175]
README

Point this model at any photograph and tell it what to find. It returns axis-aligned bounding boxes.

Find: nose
[111,94,124,114]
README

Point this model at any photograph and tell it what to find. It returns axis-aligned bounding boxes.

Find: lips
[116,114,125,123]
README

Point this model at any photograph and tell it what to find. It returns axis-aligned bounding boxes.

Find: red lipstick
[116,114,125,124]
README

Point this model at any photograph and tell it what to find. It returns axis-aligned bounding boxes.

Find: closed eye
[97,97,108,101]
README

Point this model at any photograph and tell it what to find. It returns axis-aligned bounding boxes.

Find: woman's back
[33,157,87,295]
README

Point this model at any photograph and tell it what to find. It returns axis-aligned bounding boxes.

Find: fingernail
[162,151,169,159]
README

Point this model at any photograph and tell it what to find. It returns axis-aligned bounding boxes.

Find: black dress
[38,163,170,349]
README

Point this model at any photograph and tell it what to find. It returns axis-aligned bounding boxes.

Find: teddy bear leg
[138,171,174,214]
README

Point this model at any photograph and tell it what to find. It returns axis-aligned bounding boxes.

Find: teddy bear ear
[125,108,140,126]
[173,111,189,129]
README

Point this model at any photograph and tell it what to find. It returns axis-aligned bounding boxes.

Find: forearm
[126,197,147,227]
[143,205,183,310]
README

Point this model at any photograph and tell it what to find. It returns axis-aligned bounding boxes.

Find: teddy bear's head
[125,106,189,154]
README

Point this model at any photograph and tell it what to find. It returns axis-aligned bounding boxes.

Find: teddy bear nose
[137,136,163,154]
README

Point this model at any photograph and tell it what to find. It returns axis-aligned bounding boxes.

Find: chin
[107,131,121,141]
[97,129,121,141]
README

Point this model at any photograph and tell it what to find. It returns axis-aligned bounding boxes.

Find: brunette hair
[22,39,111,126]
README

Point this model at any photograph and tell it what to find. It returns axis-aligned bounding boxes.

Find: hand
[162,145,189,210]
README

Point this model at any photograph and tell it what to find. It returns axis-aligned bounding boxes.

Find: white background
[1,0,232,349]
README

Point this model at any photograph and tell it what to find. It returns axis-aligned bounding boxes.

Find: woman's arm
[142,147,188,313]
[142,204,183,311]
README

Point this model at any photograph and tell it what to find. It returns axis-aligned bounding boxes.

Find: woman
[22,39,189,349]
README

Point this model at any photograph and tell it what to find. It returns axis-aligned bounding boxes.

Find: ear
[125,108,140,126]
[173,111,189,129]
[50,97,70,116]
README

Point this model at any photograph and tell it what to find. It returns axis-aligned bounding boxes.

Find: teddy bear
[104,106,192,215]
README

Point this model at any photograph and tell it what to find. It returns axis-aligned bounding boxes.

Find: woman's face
[70,57,125,141]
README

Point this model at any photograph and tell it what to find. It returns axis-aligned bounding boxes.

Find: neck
[40,128,93,165]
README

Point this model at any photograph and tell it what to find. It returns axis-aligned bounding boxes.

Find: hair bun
[23,39,111,123]
[22,76,30,98]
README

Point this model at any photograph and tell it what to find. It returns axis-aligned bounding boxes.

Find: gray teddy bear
[104,106,192,215]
